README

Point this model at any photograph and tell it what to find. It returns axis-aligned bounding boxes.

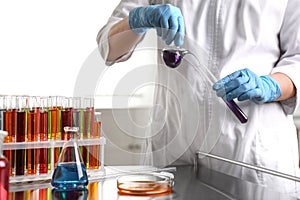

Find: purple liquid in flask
[162,48,248,124]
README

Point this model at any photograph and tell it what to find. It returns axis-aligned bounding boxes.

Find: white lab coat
[97,0,300,195]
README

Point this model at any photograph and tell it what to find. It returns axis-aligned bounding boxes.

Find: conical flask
[51,127,88,190]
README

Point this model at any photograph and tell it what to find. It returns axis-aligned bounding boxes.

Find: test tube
[61,97,73,141]
[83,97,94,140]
[72,97,81,131]
[16,95,28,175]
[39,96,48,174]
[48,96,63,167]
[27,96,40,175]
[72,97,85,165]
[90,112,101,169]
[82,97,94,169]
[3,95,17,176]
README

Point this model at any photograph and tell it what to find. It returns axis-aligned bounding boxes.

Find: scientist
[97,0,300,195]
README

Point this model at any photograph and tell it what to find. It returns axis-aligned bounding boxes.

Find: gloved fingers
[129,4,185,45]
[237,89,263,103]
[174,16,185,46]
[213,70,243,91]
[213,69,249,97]
[163,7,184,46]
[158,4,184,46]
[156,27,162,37]
[224,75,250,96]
[160,16,170,43]
[164,15,179,45]
[159,5,172,41]
[226,81,257,101]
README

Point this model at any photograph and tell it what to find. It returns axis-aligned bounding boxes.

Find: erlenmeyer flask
[51,127,88,190]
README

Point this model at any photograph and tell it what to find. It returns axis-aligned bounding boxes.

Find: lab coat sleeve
[272,0,300,115]
[96,0,149,66]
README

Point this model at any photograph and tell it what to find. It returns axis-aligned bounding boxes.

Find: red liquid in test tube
[16,111,26,175]
[61,108,73,140]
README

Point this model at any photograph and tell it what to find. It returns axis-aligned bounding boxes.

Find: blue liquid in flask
[51,162,88,189]
[51,127,89,190]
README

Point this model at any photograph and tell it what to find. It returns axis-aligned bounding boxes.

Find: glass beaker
[51,126,88,190]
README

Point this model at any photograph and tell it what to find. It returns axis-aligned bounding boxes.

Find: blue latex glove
[212,68,282,104]
[128,4,185,46]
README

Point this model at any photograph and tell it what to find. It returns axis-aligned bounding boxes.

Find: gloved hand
[212,68,282,104]
[128,4,185,46]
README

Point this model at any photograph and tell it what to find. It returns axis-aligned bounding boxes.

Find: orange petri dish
[117,173,174,196]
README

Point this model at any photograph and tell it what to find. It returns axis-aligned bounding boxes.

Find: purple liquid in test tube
[223,99,248,123]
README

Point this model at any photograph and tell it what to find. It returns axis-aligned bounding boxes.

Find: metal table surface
[9,165,299,200]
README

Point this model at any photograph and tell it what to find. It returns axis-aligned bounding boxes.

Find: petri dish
[117,172,174,196]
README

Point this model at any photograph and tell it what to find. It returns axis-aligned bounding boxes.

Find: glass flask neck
[63,126,79,141]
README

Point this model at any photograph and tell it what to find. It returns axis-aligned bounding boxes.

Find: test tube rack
[3,137,106,184]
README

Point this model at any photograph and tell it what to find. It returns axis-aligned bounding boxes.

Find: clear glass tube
[72,97,82,135]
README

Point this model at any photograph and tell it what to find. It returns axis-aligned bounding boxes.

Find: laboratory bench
[8,165,299,200]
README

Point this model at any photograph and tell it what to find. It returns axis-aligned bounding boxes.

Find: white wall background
[0,0,299,114]
[0,0,121,97]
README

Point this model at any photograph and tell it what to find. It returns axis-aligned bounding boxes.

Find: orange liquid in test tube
[90,112,101,169]
[27,107,40,175]
[50,106,61,167]
[3,96,17,176]
[48,96,63,169]
[3,109,16,176]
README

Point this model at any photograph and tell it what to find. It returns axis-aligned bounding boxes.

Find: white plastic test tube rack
[3,137,106,184]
